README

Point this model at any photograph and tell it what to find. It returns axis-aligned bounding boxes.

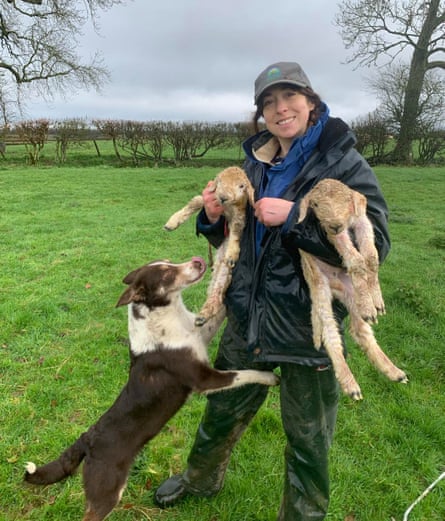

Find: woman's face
[261,86,315,143]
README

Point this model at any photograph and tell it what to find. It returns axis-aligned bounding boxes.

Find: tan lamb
[298,178,408,400]
[164,166,254,326]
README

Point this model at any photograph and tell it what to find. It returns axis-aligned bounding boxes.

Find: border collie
[24,257,279,521]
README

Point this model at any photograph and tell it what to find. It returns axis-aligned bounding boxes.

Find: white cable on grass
[402,470,445,521]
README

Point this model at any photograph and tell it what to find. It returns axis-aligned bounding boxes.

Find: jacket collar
[243,114,355,165]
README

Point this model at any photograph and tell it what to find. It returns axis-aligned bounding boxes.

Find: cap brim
[255,80,310,104]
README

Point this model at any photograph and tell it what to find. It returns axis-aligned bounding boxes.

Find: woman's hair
[252,85,322,134]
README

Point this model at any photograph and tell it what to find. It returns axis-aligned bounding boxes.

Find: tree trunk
[392,0,440,163]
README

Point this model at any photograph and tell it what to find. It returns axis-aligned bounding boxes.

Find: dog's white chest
[127,303,208,361]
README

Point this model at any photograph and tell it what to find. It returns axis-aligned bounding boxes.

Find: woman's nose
[275,98,288,113]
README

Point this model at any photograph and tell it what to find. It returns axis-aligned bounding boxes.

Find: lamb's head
[212,166,255,210]
[299,179,367,235]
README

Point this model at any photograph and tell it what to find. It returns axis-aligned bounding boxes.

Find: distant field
[0,164,444,520]
[0,138,245,168]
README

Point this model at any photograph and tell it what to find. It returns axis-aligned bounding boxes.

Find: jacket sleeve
[281,149,391,267]
[195,209,226,248]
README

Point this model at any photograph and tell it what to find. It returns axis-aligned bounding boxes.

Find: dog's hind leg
[82,460,130,521]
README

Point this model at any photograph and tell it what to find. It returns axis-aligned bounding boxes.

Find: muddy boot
[277,363,339,521]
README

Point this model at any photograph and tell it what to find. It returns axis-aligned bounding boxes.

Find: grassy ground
[0,164,444,521]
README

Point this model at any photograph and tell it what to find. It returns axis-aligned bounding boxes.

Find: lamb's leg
[224,217,244,267]
[352,216,385,315]
[197,305,226,345]
[348,313,408,384]
[164,195,204,231]
[301,252,363,400]
[195,246,231,326]
[330,230,377,323]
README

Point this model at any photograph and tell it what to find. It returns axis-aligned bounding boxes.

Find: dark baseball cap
[254,62,312,104]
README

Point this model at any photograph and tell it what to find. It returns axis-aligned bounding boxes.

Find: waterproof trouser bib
[180,329,340,521]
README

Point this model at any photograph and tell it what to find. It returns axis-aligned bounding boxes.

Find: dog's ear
[116,287,134,307]
[116,286,145,307]
[122,267,142,285]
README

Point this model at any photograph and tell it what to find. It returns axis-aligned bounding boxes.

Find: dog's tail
[24,433,87,485]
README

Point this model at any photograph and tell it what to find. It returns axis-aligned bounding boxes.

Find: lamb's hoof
[376,305,386,316]
[342,383,363,400]
[225,258,236,268]
[349,390,364,401]
[397,373,409,384]
[163,225,175,231]
[363,313,378,324]
[194,316,208,327]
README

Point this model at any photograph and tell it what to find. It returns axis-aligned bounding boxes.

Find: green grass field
[0,163,444,521]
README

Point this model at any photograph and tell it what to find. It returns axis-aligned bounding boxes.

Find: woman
[155,61,390,520]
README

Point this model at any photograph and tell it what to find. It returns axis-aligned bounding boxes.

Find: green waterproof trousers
[181,329,340,521]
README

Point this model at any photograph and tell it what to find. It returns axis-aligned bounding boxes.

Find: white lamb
[164,166,254,326]
[298,178,408,400]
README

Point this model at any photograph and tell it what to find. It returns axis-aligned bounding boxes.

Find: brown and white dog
[24,258,279,521]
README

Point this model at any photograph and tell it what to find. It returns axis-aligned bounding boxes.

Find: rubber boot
[277,363,339,521]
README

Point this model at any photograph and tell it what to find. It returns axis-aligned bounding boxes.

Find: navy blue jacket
[197,117,390,365]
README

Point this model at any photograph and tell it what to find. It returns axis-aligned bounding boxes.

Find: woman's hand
[254,197,294,227]
[203,181,224,224]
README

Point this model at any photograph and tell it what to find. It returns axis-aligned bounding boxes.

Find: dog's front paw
[271,373,280,386]
[262,372,280,386]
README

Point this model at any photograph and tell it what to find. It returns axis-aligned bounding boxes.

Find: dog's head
[211,166,255,209]
[116,257,207,309]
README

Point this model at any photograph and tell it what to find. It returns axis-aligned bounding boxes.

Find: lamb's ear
[297,196,310,223]
[247,183,255,207]
[352,191,367,217]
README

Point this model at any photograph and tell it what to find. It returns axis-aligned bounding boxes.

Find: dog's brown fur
[298,179,407,399]
[164,166,255,326]
[24,258,278,521]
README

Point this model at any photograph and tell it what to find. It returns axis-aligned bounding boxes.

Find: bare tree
[53,117,90,163]
[366,62,445,136]
[92,119,123,160]
[335,0,445,163]
[15,118,49,164]
[0,0,126,121]
[351,111,391,162]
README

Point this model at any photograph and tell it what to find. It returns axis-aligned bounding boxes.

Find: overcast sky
[26,0,380,125]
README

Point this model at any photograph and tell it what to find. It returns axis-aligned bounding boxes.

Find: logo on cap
[266,67,282,80]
